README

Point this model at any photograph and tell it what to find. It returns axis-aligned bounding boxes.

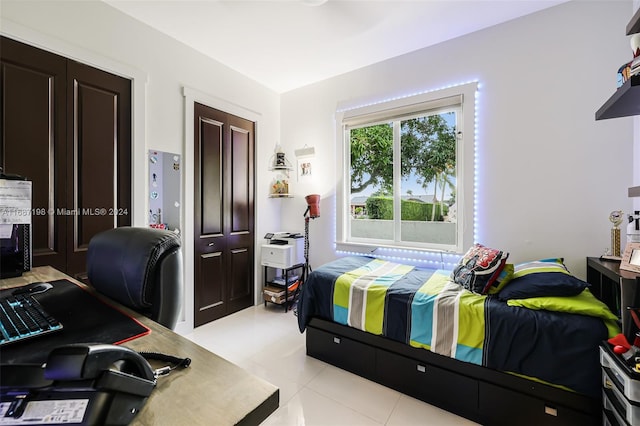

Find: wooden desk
[1,267,279,425]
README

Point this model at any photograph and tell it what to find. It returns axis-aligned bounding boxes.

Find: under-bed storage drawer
[306,326,376,380]
[376,348,479,420]
[479,382,598,426]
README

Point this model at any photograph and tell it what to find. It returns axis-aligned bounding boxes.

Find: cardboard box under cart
[263,285,295,304]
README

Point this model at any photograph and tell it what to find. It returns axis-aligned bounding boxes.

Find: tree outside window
[348,111,458,246]
[336,81,477,255]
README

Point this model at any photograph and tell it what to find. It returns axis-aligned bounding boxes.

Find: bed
[297,253,620,425]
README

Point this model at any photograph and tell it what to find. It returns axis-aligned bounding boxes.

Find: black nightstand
[586,257,640,341]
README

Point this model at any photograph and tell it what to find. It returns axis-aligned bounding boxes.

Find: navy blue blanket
[297,256,609,398]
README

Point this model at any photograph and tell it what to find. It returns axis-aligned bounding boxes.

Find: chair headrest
[87,227,181,310]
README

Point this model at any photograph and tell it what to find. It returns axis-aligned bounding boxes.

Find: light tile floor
[184,304,479,426]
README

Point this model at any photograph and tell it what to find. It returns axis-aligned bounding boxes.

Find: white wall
[0,0,282,334]
[280,0,636,277]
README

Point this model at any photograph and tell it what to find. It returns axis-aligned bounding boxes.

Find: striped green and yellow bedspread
[300,256,612,398]
[332,258,484,365]
[333,258,415,335]
[409,272,485,365]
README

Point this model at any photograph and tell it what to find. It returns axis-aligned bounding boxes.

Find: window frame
[335,82,477,256]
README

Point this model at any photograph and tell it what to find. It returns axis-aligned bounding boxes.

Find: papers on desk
[0,179,31,238]
[0,179,32,226]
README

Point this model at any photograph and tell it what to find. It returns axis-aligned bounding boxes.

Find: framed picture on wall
[297,157,314,182]
[620,242,640,273]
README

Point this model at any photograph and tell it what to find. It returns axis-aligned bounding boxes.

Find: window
[336,82,477,255]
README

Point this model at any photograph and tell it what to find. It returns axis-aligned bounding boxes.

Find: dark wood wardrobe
[0,36,132,279]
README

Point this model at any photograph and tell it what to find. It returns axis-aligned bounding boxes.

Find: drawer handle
[333,337,341,344]
[544,406,557,417]
[416,365,426,373]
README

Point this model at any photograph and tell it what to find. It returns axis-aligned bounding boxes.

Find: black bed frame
[306,317,600,426]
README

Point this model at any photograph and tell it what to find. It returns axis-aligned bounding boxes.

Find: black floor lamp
[302,194,320,286]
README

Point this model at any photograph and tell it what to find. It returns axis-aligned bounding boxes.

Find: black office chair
[87,227,183,330]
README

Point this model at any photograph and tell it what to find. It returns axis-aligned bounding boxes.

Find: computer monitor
[0,223,31,278]
[0,177,32,278]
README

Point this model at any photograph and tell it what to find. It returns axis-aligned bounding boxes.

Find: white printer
[261,232,305,269]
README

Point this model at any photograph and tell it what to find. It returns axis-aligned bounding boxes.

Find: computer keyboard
[0,293,63,346]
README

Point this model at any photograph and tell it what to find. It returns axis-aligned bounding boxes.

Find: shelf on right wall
[595,5,640,121]
[595,75,640,120]
[596,8,640,199]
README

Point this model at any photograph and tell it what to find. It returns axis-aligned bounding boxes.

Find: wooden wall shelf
[627,7,640,35]
[596,10,640,120]
[595,75,640,120]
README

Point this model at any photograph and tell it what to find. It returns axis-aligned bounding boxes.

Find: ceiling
[103,0,569,93]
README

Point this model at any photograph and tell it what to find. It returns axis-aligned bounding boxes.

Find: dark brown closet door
[194,102,254,326]
[0,37,131,279]
[1,37,68,271]
[65,61,131,277]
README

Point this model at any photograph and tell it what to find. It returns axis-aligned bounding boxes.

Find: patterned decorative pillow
[486,263,514,295]
[451,244,509,294]
[497,258,590,301]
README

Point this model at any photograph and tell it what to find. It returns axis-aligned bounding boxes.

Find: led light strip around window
[336,80,480,270]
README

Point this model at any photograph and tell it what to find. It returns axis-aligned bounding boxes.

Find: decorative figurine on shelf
[632,33,640,58]
[610,210,625,257]
[628,211,640,243]
[618,34,640,87]
[271,179,288,195]
[274,143,286,167]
